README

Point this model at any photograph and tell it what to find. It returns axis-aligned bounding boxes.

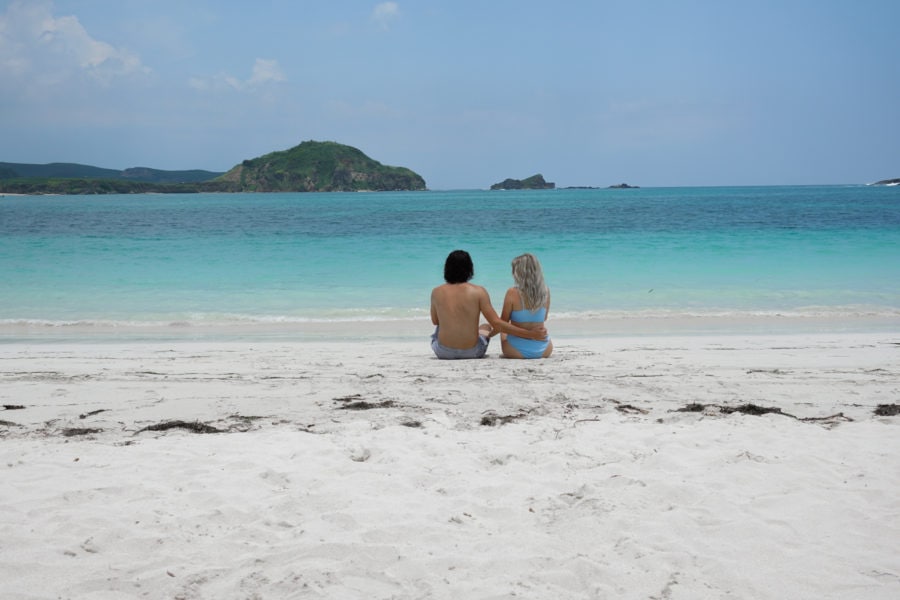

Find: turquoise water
[1,186,899,333]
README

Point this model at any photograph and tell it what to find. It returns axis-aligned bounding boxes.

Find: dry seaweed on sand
[79,409,107,419]
[333,394,396,411]
[61,427,103,437]
[136,420,223,434]
[614,403,649,415]
[339,400,395,411]
[799,413,853,425]
[675,402,789,417]
[333,394,363,402]
[2,404,25,410]
[480,411,527,426]
[673,402,852,424]
[874,404,900,416]
[721,404,785,416]
[229,414,266,421]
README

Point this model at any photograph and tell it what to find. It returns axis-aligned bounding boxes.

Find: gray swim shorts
[431,327,490,359]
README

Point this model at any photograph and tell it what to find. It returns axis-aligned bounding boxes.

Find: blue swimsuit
[506,306,550,359]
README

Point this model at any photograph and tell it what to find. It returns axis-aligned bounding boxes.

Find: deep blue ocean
[1,186,899,337]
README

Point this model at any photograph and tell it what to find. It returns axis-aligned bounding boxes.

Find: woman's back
[502,253,553,359]
[509,294,547,323]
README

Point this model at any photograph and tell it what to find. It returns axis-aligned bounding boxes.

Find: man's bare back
[430,282,493,349]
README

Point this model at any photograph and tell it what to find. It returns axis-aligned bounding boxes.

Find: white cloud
[248,58,286,86]
[190,58,286,92]
[0,0,147,86]
[372,2,400,29]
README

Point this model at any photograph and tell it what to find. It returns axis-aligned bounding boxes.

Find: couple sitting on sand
[430,250,553,360]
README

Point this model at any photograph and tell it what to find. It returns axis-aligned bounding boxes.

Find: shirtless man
[430,250,547,359]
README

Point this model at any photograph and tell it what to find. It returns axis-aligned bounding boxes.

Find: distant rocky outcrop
[217,141,426,192]
[871,178,900,186]
[490,174,555,190]
[608,183,640,189]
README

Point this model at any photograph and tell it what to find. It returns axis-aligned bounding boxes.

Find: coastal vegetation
[490,174,555,190]
[0,141,426,194]
[0,178,234,195]
[0,162,223,183]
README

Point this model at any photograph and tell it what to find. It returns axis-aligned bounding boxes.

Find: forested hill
[0,162,223,183]
[216,141,426,192]
[0,141,426,194]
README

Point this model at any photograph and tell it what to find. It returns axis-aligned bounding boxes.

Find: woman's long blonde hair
[511,253,548,310]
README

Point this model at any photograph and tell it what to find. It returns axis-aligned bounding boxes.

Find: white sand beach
[1,330,899,599]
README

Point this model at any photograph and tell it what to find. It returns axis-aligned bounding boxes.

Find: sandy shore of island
[1,331,899,599]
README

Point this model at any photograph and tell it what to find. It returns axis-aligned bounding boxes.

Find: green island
[0,141,426,194]
[490,174,555,190]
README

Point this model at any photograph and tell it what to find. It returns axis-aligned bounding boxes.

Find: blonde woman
[496,253,553,359]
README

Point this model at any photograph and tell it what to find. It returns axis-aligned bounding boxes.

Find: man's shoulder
[434,282,485,291]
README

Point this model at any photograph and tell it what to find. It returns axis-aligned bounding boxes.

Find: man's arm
[499,287,514,323]
[479,288,546,340]
[430,289,439,326]
[487,287,515,338]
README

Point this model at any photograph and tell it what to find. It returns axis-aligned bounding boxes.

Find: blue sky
[1,0,897,189]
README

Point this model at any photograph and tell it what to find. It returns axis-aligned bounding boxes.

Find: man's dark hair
[444,250,474,283]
